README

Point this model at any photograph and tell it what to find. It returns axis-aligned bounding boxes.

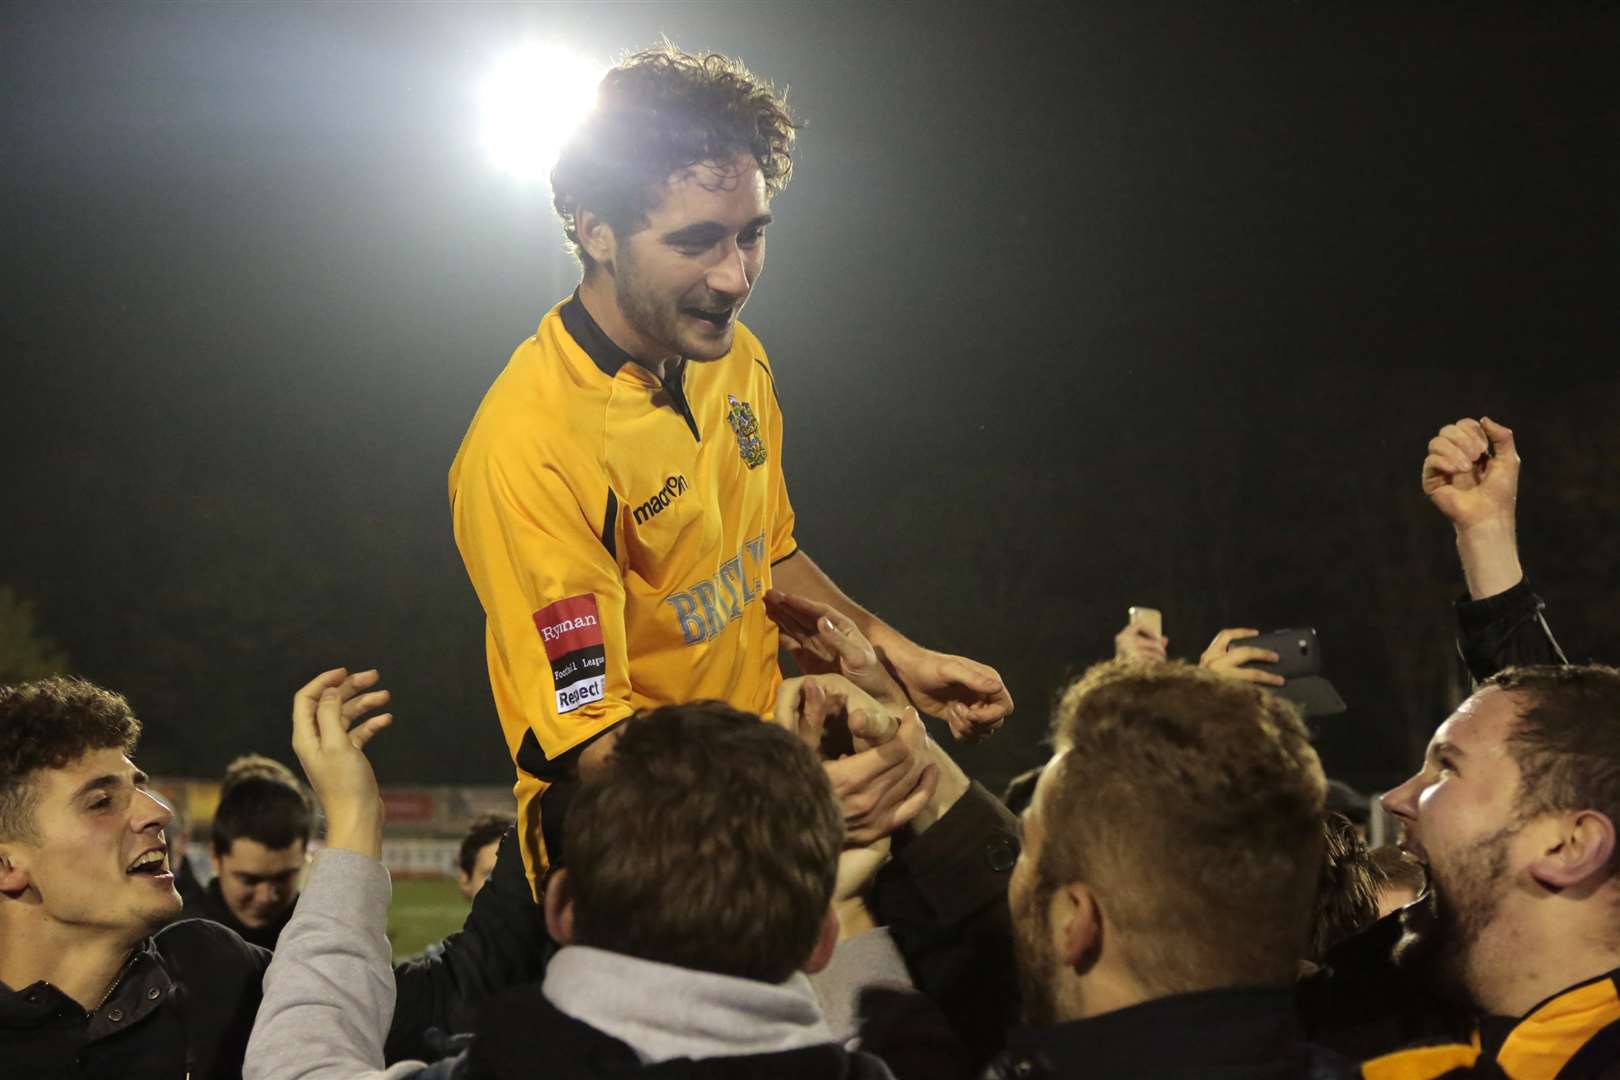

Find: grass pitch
[388,877,469,962]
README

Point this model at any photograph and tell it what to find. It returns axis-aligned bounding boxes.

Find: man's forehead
[1431,687,1521,754]
[45,748,140,792]
[222,837,307,870]
[649,157,769,221]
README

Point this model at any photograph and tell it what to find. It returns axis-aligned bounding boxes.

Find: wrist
[1454,518,1522,600]
[324,808,384,860]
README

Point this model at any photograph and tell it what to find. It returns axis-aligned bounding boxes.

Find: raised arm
[1421,416,1566,679]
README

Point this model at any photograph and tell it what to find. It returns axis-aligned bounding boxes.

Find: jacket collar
[1002,985,1311,1079]
[0,937,173,1041]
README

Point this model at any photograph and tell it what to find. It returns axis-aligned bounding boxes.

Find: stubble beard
[1012,885,1066,1028]
[1393,823,1516,1008]
[611,246,733,365]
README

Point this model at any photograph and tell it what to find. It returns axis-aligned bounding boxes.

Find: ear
[803,908,840,975]
[544,868,577,945]
[0,849,30,898]
[575,209,617,272]
[1052,881,1103,971]
[1529,810,1617,891]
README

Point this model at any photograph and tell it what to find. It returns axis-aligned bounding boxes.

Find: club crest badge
[726,394,767,469]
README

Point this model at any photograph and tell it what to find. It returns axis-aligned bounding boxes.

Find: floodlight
[479,45,603,182]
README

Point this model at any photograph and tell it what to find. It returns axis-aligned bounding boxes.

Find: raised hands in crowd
[11,411,1617,1080]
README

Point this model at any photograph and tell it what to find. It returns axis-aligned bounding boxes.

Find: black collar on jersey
[560,290,636,378]
[560,290,700,442]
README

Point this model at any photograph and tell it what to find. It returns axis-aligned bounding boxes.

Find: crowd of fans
[3,412,1617,1080]
[13,24,1620,1078]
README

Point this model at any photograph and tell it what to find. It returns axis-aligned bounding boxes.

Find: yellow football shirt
[449,294,796,888]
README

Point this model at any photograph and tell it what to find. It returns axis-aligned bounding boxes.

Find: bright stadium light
[479,44,603,182]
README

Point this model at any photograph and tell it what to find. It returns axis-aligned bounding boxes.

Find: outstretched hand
[887,644,1014,742]
[291,667,393,858]
[772,674,940,846]
[1199,628,1286,687]
[766,590,909,712]
[1422,417,1519,531]
[1114,621,1169,663]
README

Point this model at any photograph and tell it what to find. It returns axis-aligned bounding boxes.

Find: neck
[1054,960,1152,1024]
[1468,898,1620,1017]
[0,912,140,1009]
[576,274,679,380]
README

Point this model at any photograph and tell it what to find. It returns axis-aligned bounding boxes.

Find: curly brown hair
[552,43,799,268]
[0,676,141,841]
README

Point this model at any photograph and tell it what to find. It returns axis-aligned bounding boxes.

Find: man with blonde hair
[990,661,1342,1078]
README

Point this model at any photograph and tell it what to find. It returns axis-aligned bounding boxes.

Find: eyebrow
[1429,740,1467,761]
[661,214,774,246]
[69,769,147,802]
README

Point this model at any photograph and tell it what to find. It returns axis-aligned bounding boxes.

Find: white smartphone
[1128,606,1163,638]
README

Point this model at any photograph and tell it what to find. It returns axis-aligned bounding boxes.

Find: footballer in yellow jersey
[450,46,1014,891]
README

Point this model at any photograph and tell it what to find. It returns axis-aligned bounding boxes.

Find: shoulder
[155,917,272,979]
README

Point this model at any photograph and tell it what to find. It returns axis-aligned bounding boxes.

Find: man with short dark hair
[456,812,512,902]
[0,676,270,1078]
[247,682,909,1079]
[988,660,1343,1079]
[449,43,1012,889]
[182,752,313,949]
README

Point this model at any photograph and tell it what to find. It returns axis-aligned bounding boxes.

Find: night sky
[5,3,1618,796]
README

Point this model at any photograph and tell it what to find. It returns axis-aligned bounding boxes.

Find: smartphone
[1128,606,1163,638]
[1230,628,1322,681]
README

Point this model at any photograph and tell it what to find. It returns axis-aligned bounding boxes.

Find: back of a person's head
[1484,664,1620,865]
[1043,660,1326,994]
[0,676,140,842]
[1311,812,1382,962]
[563,701,841,983]
[211,753,313,855]
[551,43,798,267]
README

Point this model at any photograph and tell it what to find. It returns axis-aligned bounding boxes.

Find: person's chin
[678,320,736,360]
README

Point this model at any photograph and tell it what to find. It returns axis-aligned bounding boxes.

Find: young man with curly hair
[449,44,1013,888]
[0,676,270,1077]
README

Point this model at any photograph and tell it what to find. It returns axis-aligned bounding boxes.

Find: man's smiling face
[1382,688,1532,998]
[602,154,772,364]
[9,748,181,937]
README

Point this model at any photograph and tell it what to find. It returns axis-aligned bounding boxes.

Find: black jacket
[181,876,295,951]
[1454,577,1567,683]
[869,780,1022,1072]
[0,918,269,1080]
[385,826,553,1062]
[463,982,893,1080]
[982,986,1353,1080]
[0,827,546,1078]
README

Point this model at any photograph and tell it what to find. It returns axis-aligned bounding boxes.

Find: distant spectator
[989,661,1346,1079]
[1367,845,1425,918]
[456,812,512,902]
[184,753,313,949]
[1312,812,1382,964]
[162,789,208,909]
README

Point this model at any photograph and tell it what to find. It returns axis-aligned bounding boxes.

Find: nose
[134,789,174,834]
[1381,771,1421,823]
[706,239,750,299]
